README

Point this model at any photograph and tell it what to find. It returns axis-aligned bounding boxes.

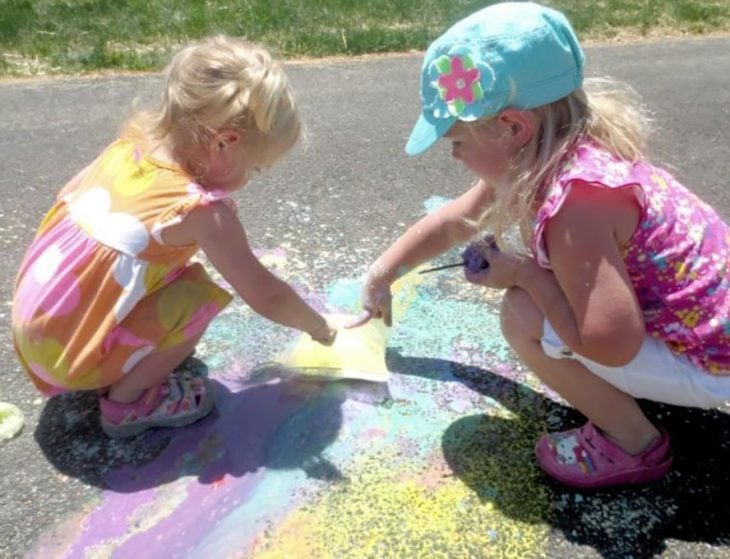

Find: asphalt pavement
[0,36,729,559]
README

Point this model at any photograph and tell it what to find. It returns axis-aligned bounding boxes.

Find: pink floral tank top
[533,141,729,375]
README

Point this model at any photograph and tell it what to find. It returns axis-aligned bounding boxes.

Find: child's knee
[157,266,231,328]
[500,287,544,347]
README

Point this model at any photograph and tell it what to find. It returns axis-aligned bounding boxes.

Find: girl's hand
[462,235,530,289]
[347,266,394,328]
[309,320,338,346]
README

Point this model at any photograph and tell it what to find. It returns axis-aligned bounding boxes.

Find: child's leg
[102,263,230,400]
[97,263,232,437]
[500,287,660,454]
[107,329,205,403]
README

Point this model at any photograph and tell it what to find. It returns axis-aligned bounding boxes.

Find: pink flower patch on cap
[432,54,485,117]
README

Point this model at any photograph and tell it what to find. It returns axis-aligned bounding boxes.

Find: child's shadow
[389,354,730,559]
[34,359,390,492]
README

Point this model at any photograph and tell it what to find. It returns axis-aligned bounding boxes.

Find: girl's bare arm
[521,184,645,366]
[179,202,331,338]
[371,179,495,282]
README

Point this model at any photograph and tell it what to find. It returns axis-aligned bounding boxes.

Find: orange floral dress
[12,137,233,395]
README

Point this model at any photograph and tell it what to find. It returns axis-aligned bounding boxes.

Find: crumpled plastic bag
[0,403,24,443]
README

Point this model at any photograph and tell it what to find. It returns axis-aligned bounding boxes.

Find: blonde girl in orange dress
[12,36,336,438]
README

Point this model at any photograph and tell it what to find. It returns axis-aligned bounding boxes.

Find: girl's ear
[212,129,242,154]
[497,109,534,149]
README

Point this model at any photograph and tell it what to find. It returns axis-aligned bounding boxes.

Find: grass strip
[1,0,728,77]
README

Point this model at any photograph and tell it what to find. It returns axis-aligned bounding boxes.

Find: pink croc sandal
[535,421,672,489]
[99,374,215,438]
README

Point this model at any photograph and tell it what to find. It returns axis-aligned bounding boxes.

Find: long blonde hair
[125,36,302,167]
[476,77,652,248]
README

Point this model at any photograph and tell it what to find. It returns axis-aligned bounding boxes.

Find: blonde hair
[476,77,652,247]
[126,36,301,165]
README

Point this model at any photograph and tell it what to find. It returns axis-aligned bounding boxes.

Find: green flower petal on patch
[434,55,451,75]
[450,98,466,116]
[461,54,475,70]
[472,81,484,101]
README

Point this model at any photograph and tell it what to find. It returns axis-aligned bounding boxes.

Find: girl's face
[445,121,515,184]
[445,110,534,185]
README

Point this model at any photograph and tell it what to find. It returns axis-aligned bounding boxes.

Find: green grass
[1,0,728,77]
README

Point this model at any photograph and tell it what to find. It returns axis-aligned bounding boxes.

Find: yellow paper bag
[278,314,390,382]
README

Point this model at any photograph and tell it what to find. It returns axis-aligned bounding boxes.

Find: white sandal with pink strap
[99,374,215,438]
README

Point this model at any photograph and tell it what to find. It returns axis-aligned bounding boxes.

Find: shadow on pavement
[34,351,730,557]
[33,360,388,492]
[390,354,730,559]
[34,390,174,488]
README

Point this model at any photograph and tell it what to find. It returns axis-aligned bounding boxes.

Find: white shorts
[541,319,730,409]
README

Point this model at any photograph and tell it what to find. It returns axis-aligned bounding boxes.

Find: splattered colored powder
[253,441,550,558]
[26,236,558,559]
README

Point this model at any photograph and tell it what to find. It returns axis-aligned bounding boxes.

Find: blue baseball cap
[406,2,585,155]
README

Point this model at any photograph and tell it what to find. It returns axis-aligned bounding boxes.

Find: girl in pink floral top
[354,2,729,489]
